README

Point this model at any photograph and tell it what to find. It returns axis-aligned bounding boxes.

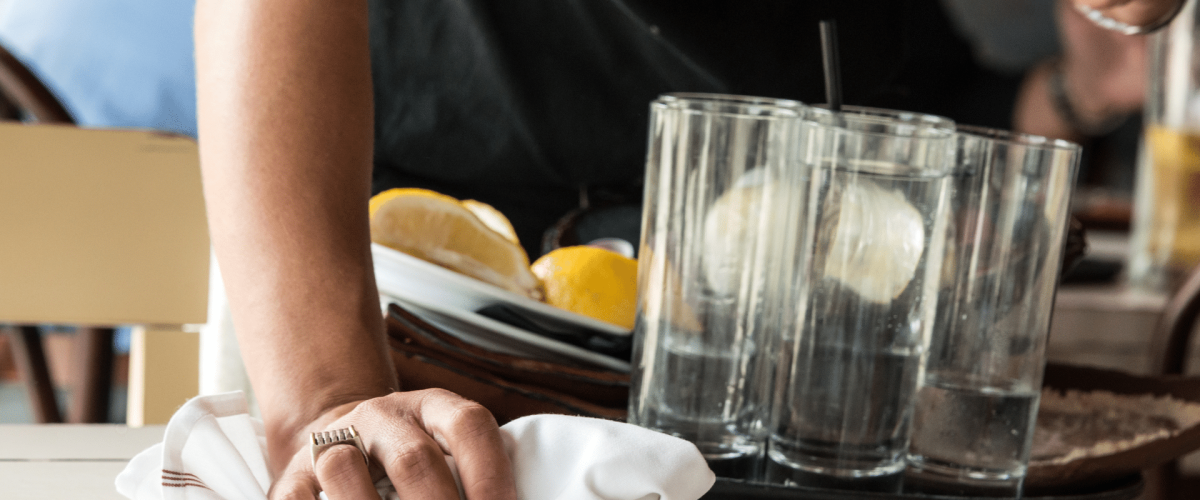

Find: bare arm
[196,0,389,460]
[195,1,515,498]
[1014,0,1149,141]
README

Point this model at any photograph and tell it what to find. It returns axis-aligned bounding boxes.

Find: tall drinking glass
[907,126,1081,498]
[629,93,807,477]
[766,106,955,488]
[1131,0,1200,292]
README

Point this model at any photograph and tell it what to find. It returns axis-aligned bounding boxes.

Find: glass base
[634,421,763,478]
[905,455,1024,497]
[763,457,903,493]
[767,436,907,479]
[706,452,764,480]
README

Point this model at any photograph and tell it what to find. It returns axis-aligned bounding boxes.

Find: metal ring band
[310,425,370,470]
[1075,0,1186,36]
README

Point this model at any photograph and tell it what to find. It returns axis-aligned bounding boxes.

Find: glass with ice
[629,93,808,477]
[765,106,954,489]
[906,125,1080,497]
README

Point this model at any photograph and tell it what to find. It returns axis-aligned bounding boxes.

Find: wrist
[264,386,393,473]
[1048,57,1127,136]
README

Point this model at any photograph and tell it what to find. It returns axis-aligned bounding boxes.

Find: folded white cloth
[116,392,715,500]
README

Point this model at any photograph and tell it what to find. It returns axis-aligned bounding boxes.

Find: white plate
[388,296,631,372]
[371,243,631,336]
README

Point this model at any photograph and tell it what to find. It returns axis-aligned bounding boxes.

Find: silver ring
[1076,1,1185,35]
[310,425,369,470]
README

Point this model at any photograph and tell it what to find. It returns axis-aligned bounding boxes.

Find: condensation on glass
[907,125,1080,498]
[765,106,955,488]
[629,93,808,478]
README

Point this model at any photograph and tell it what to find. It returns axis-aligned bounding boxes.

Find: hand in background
[1073,0,1185,29]
[1013,0,1153,140]
[1059,0,1149,125]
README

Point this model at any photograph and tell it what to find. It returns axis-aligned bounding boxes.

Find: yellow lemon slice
[462,199,520,245]
[370,192,543,300]
[369,188,458,219]
[371,189,521,245]
[531,246,638,330]
[639,245,705,333]
[821,181,925,303]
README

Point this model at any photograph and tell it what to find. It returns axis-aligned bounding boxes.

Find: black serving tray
[700,475,1143,500]
[476,304,633,359]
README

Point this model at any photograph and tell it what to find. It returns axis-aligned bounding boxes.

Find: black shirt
[367,0,1017,256]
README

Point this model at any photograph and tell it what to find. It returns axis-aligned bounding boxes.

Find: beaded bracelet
[1047,59,1127,136]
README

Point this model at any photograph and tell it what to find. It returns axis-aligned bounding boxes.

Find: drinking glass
[766,106,955,488]
[907,125,1081,497]
[1131,0,1200,292]
[629,93,807,478]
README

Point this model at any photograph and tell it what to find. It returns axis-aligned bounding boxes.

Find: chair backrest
[1151,266,1200,375]
[0,123,208,325]
[0,42,72,124]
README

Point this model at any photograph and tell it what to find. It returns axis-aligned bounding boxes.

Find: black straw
[819,19,843,112]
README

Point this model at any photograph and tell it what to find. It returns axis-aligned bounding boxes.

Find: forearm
[194,0,395,465]
[1014,0,1147,141]
[1013,60,1082,142]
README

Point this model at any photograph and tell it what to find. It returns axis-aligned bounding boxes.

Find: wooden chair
[0,41,90,424]
[1151,267,1200,376]
[0,47,208,425]
[1148,265,1200,497]
[0,42,72,124]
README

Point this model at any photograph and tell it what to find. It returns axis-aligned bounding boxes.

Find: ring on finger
[310,425,369,470]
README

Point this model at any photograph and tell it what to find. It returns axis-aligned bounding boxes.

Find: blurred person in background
[949,0,1149,237]
[0,0,196,137]
[0,0,255,421]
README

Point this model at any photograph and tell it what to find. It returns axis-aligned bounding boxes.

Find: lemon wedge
[370,191,543,300]
[821,181,925,303]
[532,246,638,329]
[462,199,521,245]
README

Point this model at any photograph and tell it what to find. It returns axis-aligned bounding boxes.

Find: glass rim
[653,92,806,118]
[955,124,1082,153]
[805,105,956,138]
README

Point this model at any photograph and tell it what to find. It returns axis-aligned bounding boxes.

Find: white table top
[0,424,166,500]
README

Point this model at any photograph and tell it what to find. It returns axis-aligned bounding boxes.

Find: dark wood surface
[0,42,72,123]
[700,475,1143,500]
[66,327,113,423]
[5,326,61,423]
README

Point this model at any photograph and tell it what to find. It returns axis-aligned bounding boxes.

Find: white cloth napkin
[115,392,715,500]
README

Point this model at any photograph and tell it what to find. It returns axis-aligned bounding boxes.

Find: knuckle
[268,477,315,500]
[314,445,366,484]
[418,387,461,402]
[460,469,512,495]
[445,402,497,439]
[385,441,442,484]
[355,395,390,416]
[270,487,314,500]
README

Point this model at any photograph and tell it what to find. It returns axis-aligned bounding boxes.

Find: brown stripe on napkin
[162,469,211,490]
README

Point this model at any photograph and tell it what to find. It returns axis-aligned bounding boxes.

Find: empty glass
[907,125,1080,497]
[629,93,807,477]
[766,106,955,488]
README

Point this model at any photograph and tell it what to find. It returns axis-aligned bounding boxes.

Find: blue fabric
[0,0,197,137]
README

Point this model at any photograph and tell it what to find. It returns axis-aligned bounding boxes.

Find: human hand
[1012,0,1150,138]
[1072,0,1185,32]
[269,389,517,500]
[1058,0,1148,128]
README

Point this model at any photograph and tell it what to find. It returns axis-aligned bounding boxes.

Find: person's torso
[368,0,976,253]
